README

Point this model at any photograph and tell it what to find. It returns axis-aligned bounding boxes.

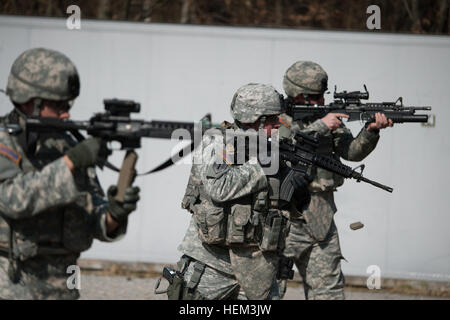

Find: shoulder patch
[0,144,22,166]
[279,116,291,127]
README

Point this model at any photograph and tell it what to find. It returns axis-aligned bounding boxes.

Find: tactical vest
[0,114,95,265]
[181,125,290,252]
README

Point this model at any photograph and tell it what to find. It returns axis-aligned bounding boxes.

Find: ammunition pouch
[181,167,202,213]
[226,204,252,245]
[181,182,200,214]
[193,205,227,245]
[259,210,286,252]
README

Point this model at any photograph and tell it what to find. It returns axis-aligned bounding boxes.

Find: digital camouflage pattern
[282,61,380,300]
[177,87,293,299]
[0,254,81,300]
[229,246,278,300]
[292,118,379,241]
[0,110,126,299]
[182,253,280,300]
[178,218,234,275]
[284,219,345,300]
[231,83,283,123]
[197,129,268,203]
[6,48,80,104]
[283,61,328,97]
[178,129,276,299]
[182,258,243,300]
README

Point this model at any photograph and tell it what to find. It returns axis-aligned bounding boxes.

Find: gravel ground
[78,274,449,300]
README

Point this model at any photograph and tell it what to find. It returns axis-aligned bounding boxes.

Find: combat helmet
[283,61,328,97]
[230,83,283,124]
[6,47,80,104]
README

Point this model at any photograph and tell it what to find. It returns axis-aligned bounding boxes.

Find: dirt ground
[77,274,449,300]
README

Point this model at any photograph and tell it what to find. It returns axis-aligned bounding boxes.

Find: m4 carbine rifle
[5,99,218,200]
[278,131,393,203]
[284,85,432,124]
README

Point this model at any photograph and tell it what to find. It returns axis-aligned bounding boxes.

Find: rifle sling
[70,128,196,176]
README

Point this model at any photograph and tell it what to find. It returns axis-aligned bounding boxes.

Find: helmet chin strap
[31,98,42,117]
[259,116,266,131]
[303,94,310,105]
[13,98,42,118]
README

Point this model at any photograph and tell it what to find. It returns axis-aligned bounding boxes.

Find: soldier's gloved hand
[107,185,140,224]
[276,256,295,280]
[292,164,314,191]
[292,172,310,191]
[65,137,103,170]
[292,165,314,211]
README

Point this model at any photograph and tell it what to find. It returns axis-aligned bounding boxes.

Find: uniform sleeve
[302,119,330,136]
[0,157,80,219]
[333,125,380,162]
[199,134,268,203]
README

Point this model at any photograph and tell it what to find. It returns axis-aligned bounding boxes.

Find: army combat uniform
[282,116,380,299]
[281,60,381,299]
[0,46,136,300]
[173,84,308,300]
[0,109,127,299]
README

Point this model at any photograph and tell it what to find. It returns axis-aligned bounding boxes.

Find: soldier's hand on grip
[107,185,140,224]
[65,137,103,169]
[292,165,314,212]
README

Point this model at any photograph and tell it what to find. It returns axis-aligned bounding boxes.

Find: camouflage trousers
[283,219,345,300]
[0,254,79,300]
[183,246,280,300]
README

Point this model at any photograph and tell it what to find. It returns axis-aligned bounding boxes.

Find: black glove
[65,137,103,169]
[107,185,140,224]
[277,256,294,280]
[291,164,314,211]
[292,168,314,191]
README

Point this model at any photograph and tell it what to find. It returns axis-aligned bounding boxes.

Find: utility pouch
[259,210,282,252]
[193,205,226,245]
[226,204,251,244]
[181,174,201,213]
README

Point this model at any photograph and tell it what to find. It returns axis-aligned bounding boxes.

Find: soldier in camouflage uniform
[281,61,393,300]
[171,83,312,300]
[0,48,140,299]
